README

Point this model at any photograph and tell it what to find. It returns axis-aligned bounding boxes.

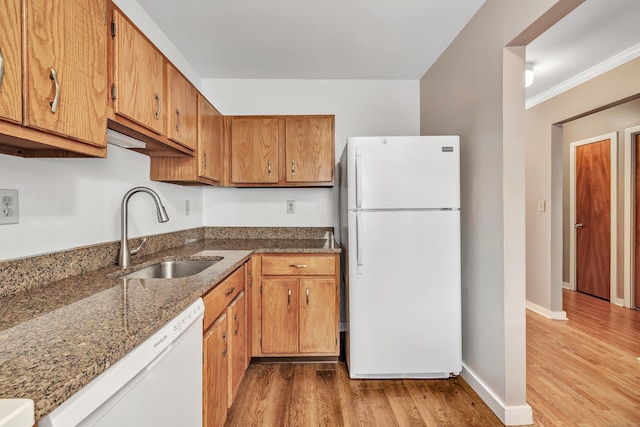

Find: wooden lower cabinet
[254,253,340,357]
[202,262,249,427]
[203,313,228,427]
[227,291,246,406]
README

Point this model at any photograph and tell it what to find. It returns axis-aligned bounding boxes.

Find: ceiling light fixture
[525,62,535,88]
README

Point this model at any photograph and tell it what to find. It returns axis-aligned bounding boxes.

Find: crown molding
[525,42,640,109]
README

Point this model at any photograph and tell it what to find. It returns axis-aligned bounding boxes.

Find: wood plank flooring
[227,289,640,426]
[527,289,640,426]
[226,362,503,426]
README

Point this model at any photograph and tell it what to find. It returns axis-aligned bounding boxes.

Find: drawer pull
[224,287,235,296]
[289,264,307,268]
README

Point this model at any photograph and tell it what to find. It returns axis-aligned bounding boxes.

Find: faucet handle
[130,237,148,256]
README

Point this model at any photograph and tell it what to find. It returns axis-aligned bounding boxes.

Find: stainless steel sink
[122,259,222,279]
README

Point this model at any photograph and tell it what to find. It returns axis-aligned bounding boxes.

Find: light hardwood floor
[527,289,640,426]
[226,289,640,426]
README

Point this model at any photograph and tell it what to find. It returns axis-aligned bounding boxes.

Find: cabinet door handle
[0,46,5,91]
[225,287,235,296]
[175,108,181,132]
[306,287,309,305]
[222,332,228,356]
[49,68,60,113]
[289,264,306,268]
[234,315,239,335]
[291,160,295,176]
[203,152,208,170]
[268,160,272,176]
[287,288,291,305]
[154,92,161,120]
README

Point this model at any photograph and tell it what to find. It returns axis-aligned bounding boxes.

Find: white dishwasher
[40,298,204,427]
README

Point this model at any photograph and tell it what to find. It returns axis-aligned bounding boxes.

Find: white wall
[0,146,202,261]
[200,79,420,233]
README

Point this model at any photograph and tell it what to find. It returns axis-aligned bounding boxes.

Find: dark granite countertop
[0,235,340,421]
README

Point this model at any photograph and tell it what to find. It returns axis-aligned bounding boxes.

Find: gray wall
[419,0,572,423]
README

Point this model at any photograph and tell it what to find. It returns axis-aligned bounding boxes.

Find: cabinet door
[199,96,224,182]
[227,291,246,406]
[167,64,197,150]
[285,117,334,183]
[299,279,338,353]
[113,10,164,135]
[261,279,298,354]
[0,0,21,124]
[203,313,228,427]
[25,0,108,146]
[231,117,279,184]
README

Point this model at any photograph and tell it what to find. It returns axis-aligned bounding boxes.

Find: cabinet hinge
[111,84,117,101]
[111,20,116,38]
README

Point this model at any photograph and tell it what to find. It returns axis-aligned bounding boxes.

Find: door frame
[623,125,640,309]
[569,132,618,303]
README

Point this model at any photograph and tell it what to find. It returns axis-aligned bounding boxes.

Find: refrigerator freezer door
[346,136,460,210]
[345,209,461,378]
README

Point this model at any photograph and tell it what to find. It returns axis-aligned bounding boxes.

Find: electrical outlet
[0,189,19,225]
[184,199,190,216]
[286,200,295,214]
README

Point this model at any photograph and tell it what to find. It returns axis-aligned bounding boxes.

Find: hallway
[527,289,640,426]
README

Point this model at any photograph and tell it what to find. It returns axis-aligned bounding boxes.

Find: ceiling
[135,0,640,100]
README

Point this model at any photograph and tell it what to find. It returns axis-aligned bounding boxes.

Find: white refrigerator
[339,136,462,379]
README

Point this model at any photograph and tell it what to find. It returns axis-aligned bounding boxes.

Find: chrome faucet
[119,187,170,269]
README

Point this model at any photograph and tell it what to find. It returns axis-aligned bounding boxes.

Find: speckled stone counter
[0,227,340,421]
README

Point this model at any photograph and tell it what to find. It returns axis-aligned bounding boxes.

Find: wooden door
[166,64,197,149]
[227,291,246,406]
[231,117,279,184]
[25,0,108,146]
[113,10,164,134]
[299,279,338,353]
[0,0,21,124]
[575,139,611,300]
[261,279,298,353]
[203,313,228,427]
[285,117,334,183]
[199,96,224,182]
[635,134,640,308]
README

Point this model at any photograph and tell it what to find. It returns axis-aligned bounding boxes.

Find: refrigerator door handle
[356,147,362,209]
[356,211,364,274]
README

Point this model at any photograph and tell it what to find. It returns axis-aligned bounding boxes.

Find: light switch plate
[0,189,19,225]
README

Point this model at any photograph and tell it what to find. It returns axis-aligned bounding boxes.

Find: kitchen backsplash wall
[200,79,421,238]
[0,146,203,261]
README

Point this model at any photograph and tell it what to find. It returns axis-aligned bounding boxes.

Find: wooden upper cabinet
[199,96,224,182]
[285,116,334,183]
[230,117,279,184]
[228,115,334,187]
[166,64,197,150]
[24,0,108,147]
[112,10,164,135]
[0,0,21,125]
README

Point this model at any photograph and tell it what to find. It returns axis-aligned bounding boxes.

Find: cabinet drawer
[203,266,243,330]
[261,255,336,276]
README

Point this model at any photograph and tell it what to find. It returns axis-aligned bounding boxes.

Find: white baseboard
[612,297,625,307]
[461,364,533,426]
[526,300,568,320]
[562,281,571,289]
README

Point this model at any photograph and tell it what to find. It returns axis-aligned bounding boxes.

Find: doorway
[623,125,640,309]
[569,132,618,301]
